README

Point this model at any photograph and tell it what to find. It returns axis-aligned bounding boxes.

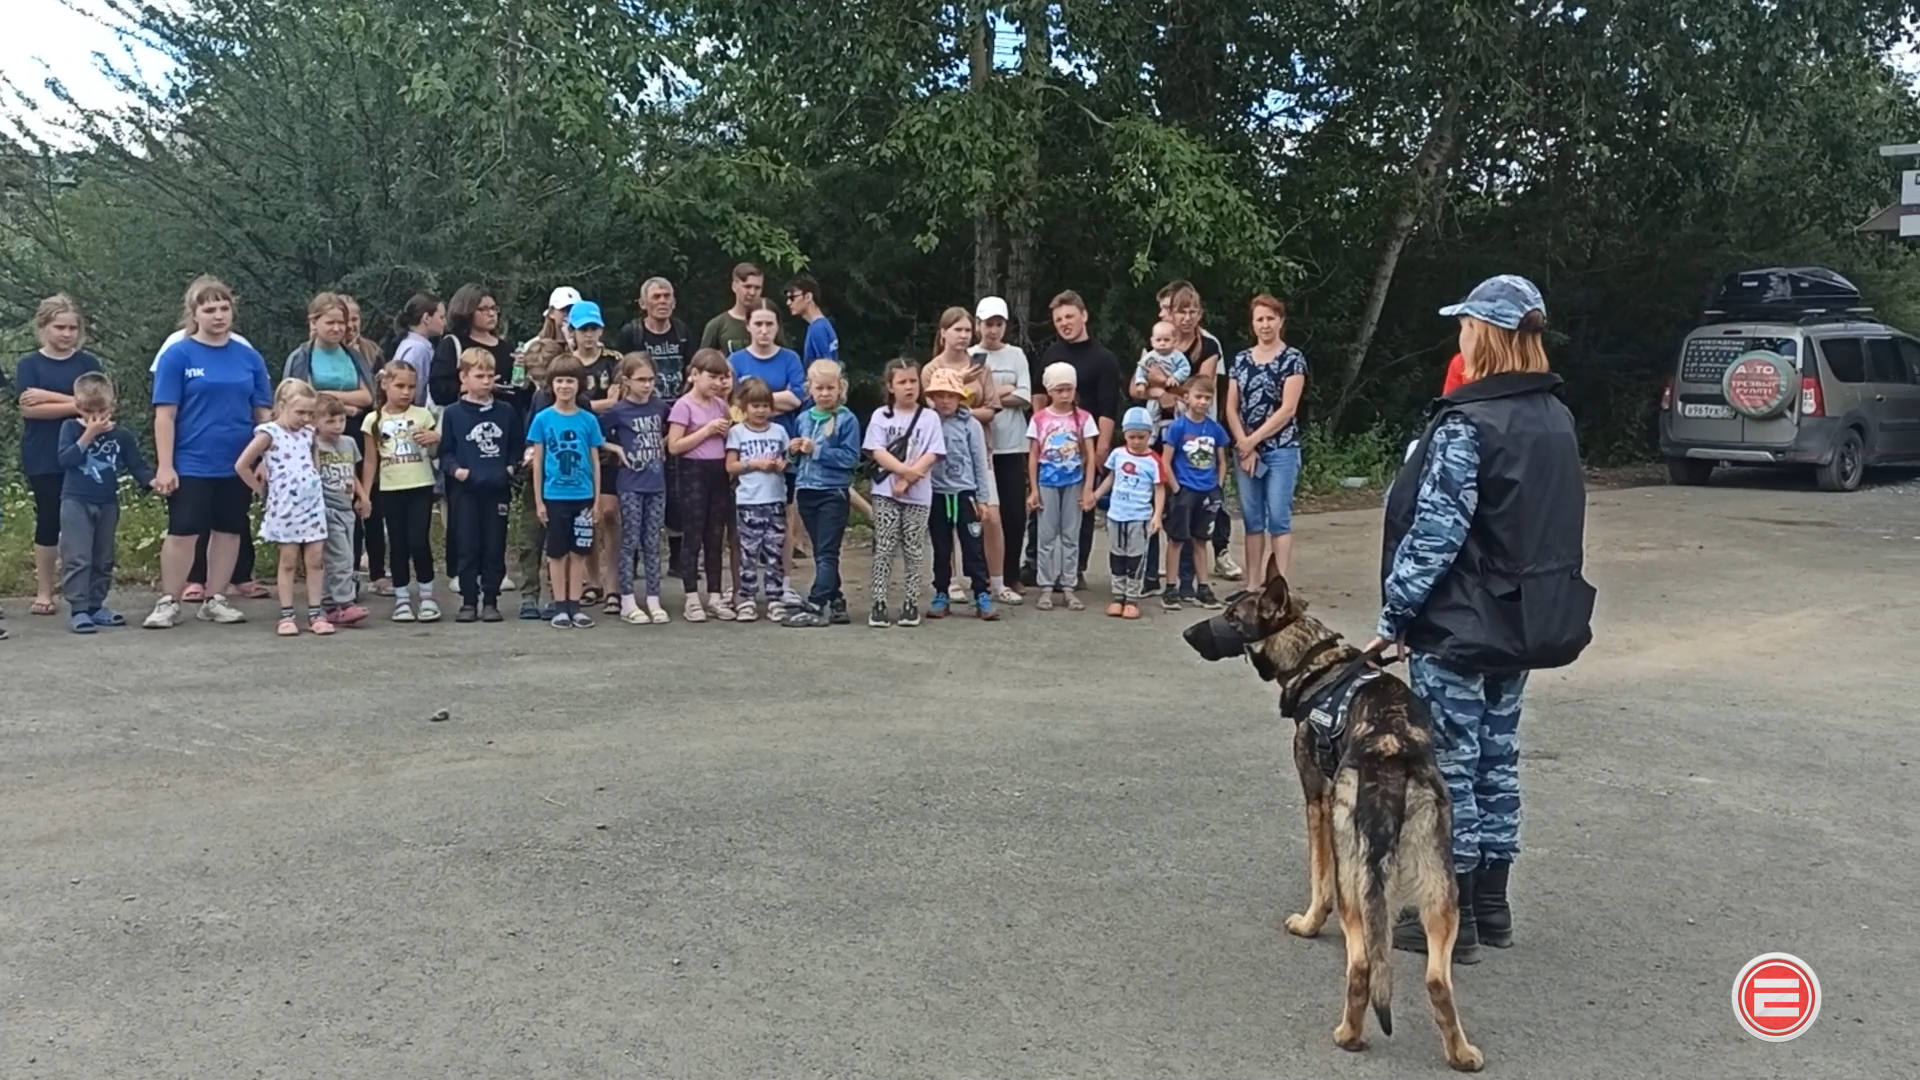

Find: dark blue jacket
[440,397,522,492]
[56,421,154,504]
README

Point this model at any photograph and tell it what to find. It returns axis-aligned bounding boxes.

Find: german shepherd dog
[1183,575,1483,1071]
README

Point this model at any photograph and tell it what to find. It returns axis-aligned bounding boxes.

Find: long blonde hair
[1458,312,1550,382]
[273,377,319,420]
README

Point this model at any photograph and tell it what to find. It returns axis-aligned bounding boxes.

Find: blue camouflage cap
[1439,275,1544,330]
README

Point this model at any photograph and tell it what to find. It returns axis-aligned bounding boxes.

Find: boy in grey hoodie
[924,368,999,620]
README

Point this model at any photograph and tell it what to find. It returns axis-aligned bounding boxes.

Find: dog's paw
[1448,1042,1484,1072]
[1332,1023,1368,1052]
[1284,912,1321,938]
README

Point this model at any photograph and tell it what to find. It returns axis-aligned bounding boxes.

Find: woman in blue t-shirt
[14,294,103,617]
[141,275,274,630]
[1225,293,1309,587]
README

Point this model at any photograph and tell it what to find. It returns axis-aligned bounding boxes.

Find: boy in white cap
[1092,406,1165,619]
[1024,361,1098,611]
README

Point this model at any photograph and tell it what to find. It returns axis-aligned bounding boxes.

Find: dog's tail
[1365,762,1411,1037]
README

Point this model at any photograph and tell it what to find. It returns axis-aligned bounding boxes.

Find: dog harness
[1284,657,1384,779]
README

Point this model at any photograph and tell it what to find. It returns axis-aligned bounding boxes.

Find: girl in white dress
[237,379,333,636]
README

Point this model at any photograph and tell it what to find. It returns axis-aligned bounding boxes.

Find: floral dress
[256,422,328,544]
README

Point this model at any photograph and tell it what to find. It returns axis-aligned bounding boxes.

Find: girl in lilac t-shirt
[862,359,947,627]
[666,350,737,621]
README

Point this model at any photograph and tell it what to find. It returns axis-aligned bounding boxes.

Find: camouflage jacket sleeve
[1377,413,1480,641]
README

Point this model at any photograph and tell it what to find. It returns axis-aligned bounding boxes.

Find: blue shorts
[1237,444,1300,536]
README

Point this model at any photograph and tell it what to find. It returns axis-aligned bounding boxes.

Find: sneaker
[1161,585,1183,612]
[333,603,371,626]
[783,604,827,628]
[928,595,949,619]
[897,601,921,628]
[455,605,479,623]
[1214,551,1244,580]
[868,602,891,628]
[500,575,517,592]
[551,612,572,629]
[479,604,504,623]
[684,596,708,623]
[736,599,759,623]
[571,612,595,629]
[767,600,786,622]
[993,586,1024,606]
[392,600,416,623]
[1194,584,1223,609]
[710,593,737,621]
[830,598,851,625]
[70,612,98,635]
[976,594,1000,621]
[417,597,442,622]
[88,607,126,628]
[197,594,247,624]
[143,596,183,629]
[518,598,543,620]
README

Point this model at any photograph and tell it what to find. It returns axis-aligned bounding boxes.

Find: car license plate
[1681,403,1735,419]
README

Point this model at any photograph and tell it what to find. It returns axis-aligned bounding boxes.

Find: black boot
[1475,859,1512,948]
[1390,871,1481,965]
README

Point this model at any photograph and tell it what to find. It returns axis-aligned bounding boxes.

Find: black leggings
[28,472,62,547]
[991,453,1026,580]
[375,485,436,590]
[677,458,732,595]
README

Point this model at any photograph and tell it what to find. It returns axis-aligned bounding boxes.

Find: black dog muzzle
[1181,591,1253,662]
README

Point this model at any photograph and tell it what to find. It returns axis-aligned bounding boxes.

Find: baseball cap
[925,368,967,397]
[975,296,1010,322]
[1122,407,1154,433]
[567,300,604,329]
[1042,362,1077,390]
[548,285,583,311]
[1438,275,1544,331]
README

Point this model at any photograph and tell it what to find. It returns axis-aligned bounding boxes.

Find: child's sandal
[310,617,337,636]
[1064,594,1086,611]
[1036,593,1054,611]
[1121,603,1141,620]
[276,616,299,637]
[604,595,622,615]
[1105,601,1124,617]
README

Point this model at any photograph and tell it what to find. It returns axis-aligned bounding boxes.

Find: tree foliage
[5,0,1920,461]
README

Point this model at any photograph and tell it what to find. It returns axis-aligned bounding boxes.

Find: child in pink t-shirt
[1024,362,1098,610]
[667,349,736,621]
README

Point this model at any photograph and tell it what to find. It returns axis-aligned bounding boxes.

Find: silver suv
[1658,267,1920,491]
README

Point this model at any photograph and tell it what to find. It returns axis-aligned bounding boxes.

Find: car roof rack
[1698,306,1878,327]
[1698,266,1870,327]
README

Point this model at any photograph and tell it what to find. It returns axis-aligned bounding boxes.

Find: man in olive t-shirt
[699,262,788,355]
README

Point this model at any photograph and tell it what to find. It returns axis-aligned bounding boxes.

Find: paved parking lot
[3,475,1917,1078]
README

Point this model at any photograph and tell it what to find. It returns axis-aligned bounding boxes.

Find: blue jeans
[1236,444,1300,536]
[796,487,850,608]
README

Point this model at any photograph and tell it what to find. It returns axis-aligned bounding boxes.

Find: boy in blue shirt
[1160,376,1230,610]
[527,355,610,629]
[1093,407,1165,619]
[441,349,523,623]
[55,373,156,632]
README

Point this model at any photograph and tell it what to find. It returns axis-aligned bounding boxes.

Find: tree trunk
[1330,91,1462,431]
[1005,0,1049,350]
[969,0,1002,299]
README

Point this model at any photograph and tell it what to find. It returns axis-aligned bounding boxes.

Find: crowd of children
[5,277,1295,640]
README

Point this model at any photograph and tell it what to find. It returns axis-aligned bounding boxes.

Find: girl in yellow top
[360,364,442,621]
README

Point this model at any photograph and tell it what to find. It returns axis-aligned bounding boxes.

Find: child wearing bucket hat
[924,367,999,620]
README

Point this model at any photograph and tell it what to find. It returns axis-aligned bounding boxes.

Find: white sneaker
[1214,551,1244,580]
[994,586,1025,606]
[143,595,183,629]
[500,575,517,592]
[196,594,246,624]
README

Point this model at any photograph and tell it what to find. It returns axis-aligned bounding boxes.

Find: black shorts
[168,475,254,537]
[28,472,63,547]
[599,463,619,497]
[1166,487,1221,543]
[543,498,595,557]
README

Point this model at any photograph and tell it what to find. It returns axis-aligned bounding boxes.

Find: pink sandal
[276,616,299,637]
[309,617,337,636]
[181,584,206,603]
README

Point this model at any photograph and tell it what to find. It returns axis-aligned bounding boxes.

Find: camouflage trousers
[1409,652,1528,874]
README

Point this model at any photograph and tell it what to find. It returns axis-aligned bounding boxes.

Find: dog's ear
[1257,573,1291,620]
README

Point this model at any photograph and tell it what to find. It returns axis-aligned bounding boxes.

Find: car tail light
[1659,377,1673,412]
[1800,376,1824,417]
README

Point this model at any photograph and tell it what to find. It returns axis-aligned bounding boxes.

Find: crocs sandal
[276,616,299,636]
[310,617,337,636]
[1121,603,1141,620]
[1105,601,1124,617]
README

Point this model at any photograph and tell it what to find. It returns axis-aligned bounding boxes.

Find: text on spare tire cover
[1722,350,1795,419]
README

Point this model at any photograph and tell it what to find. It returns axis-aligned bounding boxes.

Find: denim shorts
[1237,444,1300,536]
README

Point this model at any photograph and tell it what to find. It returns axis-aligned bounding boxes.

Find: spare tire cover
[1721,350,1796,420]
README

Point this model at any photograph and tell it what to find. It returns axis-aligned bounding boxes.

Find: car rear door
[1869,336,1920,460]
[1669,329,1750,444]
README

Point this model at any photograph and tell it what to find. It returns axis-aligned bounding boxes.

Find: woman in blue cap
[1369,274,1597,964]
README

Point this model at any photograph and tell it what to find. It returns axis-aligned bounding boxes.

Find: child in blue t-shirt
[1160,377,1231,609]
[1094,407,1166,619]
[527,355,610,629]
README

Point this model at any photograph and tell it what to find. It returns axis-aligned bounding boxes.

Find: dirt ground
[2,469,1916,1079]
